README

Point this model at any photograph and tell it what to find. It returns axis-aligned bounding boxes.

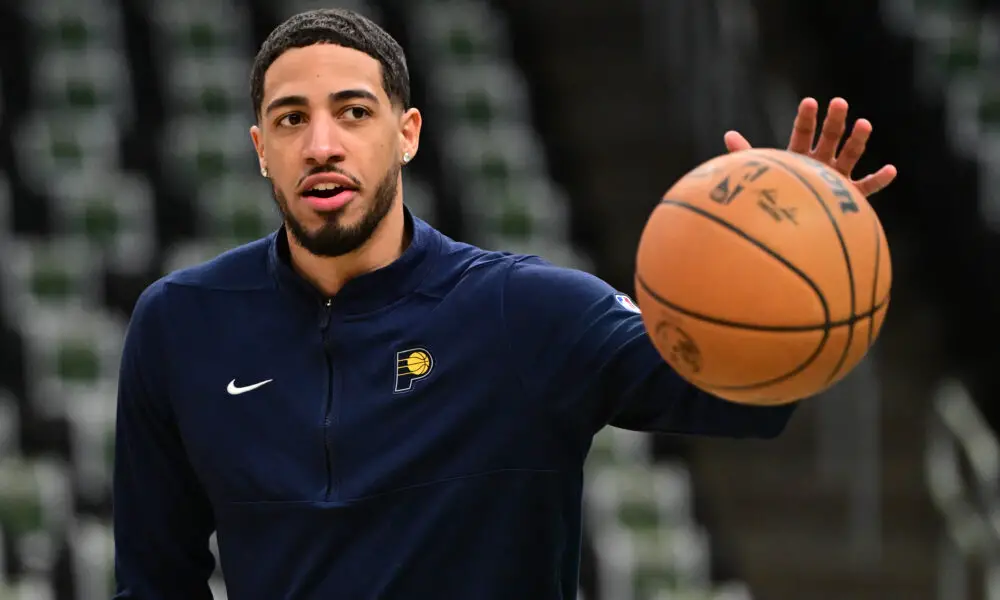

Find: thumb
[724,131,752,153]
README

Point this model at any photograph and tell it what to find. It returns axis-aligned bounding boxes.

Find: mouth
[301,183,358,212]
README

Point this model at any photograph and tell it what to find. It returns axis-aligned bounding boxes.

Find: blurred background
[0,0,999,598]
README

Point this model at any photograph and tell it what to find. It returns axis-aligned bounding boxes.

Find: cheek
[265,138,299,174]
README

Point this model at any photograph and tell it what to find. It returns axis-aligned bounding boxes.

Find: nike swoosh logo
[227,379,273,395]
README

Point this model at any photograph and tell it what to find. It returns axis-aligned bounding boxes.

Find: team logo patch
[394,347,434,393]
[615,293,641,314]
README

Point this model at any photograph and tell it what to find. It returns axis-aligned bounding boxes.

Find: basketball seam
[642,201,832,391]
[678,313,885,391]
[868,216,883,348]
[653,199,832,329]
[752,153,859,385]
[646,179,885,392]
[636,271,888,332]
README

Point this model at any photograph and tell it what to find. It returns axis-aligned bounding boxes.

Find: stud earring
[402,152,411,164]
[261,166,268,177]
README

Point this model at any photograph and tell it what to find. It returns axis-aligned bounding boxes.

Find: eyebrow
[264,89,380,115]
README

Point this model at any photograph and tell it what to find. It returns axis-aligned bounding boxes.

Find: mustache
[297,165,363,189]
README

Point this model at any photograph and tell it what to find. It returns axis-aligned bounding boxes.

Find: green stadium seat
[65,389,115,504]
[444,125,550,191]
[30,50,133,120]
[0,457,72,576]
[981,86,1000,129]
[20,308,124,418]
[936,25,982,74]
[407,1,508,65]
[23,0,125,54]
[596,526,712,600]
[0,576,56,600]
[431,63,530,128]
[0,238,103,326]
[195,177,281,245]
[907,0,1000,241]
[464,176,569,241]
[150,1,252,62]
[15,113,121,190]
[587,427,652,468]
[586,464,694,534]
[463,176,591,269]
[163,55,251,120]
[707,582,754,600]
[406,0,588,276]
[69,519,113,600]
[162,116,258,185]
[46,171,156,276]
[401,173,438,226]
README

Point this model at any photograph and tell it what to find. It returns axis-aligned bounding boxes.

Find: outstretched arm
[502,257,796,442]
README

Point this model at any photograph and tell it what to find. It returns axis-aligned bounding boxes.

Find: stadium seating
[880,0,1000,594]
[0,1,751,598]
[880,0,999,229]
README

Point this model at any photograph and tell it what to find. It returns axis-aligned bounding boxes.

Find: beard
[273,161,399,258]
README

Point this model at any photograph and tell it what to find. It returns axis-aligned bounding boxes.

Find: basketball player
[112,8,897,599]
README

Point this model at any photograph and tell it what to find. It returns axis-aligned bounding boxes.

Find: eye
[277,112,305,127]
[343,106,371,121]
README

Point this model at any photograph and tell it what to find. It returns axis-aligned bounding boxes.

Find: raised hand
[723,97,897,197]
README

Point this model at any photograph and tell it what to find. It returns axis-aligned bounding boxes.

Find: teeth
[311,183,341,191]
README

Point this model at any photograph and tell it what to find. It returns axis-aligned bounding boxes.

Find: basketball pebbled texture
[634,148,891,405]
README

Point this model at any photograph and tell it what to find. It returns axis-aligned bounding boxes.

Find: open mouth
[303,183,353,198]
[301,183,358,211]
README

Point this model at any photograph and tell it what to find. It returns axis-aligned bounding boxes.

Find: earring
[402,152,411,164]
[261,166,268,177]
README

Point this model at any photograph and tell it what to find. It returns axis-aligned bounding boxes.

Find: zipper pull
[319,298,333,330]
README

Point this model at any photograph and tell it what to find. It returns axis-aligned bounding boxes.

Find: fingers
[724,130,752,153]
[812,97,849,163]
[853,164,898,197]
[834,118,872,176]
[727,95,897,196]
[787,97,818,154]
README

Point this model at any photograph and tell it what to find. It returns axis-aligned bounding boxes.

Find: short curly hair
[250,8,411,120]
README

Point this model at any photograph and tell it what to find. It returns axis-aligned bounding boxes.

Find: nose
[302,113,346,165]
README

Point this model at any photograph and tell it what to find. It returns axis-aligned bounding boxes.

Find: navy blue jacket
[113,209,795,600]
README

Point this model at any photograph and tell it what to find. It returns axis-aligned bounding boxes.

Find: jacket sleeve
[501,257,797,443]
[113,281,216,599]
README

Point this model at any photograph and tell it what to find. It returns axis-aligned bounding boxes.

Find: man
[112,8,897,600]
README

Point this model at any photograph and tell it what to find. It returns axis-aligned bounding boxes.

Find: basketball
[634,148,891,405]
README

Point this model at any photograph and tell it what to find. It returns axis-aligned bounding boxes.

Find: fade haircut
[250,8,411,121]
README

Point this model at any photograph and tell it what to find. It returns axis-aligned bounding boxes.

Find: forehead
[263,43,385,102]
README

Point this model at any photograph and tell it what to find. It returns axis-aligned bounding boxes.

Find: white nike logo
[226,379,273,395]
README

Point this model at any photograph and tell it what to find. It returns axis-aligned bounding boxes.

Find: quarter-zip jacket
[112,209,796,600]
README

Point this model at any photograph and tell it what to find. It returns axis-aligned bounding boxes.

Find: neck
[287,202,409,298]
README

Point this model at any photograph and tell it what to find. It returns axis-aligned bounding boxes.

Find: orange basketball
[634,148,891,405]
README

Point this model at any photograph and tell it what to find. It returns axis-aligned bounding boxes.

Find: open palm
[723,97,898,197]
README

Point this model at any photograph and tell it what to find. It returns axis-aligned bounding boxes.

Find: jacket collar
[268,207,439,315]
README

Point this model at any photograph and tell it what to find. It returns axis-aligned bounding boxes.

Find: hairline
[254,43,406,124]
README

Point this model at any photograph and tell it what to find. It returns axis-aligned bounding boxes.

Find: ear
[250,125,266,172]
[399,108,422,163]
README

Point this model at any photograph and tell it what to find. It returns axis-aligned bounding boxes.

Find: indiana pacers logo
[394,348,434,393]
